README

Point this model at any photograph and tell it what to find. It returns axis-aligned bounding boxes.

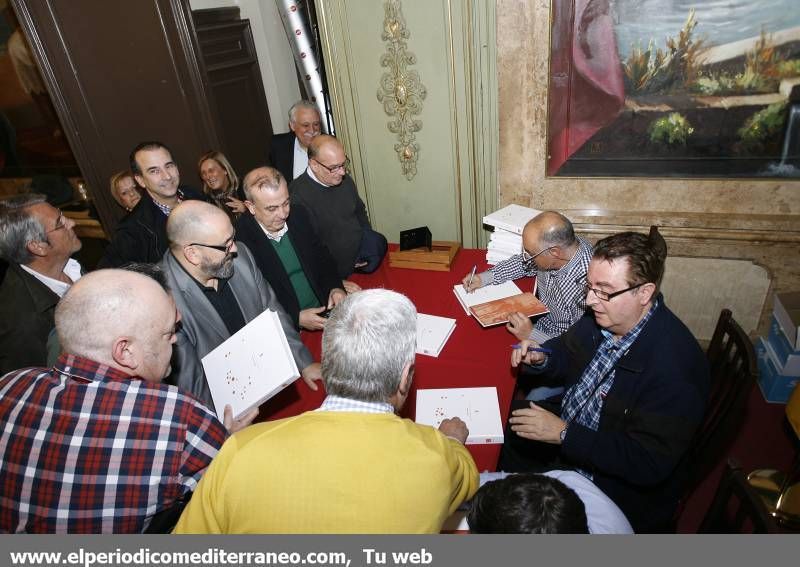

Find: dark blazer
[268,132,296,183]
[98,186,204,268]
[521,297,710,532]
[236,205,342,330]
[0,263,60,375]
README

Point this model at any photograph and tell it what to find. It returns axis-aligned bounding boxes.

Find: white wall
[189,0,300,134]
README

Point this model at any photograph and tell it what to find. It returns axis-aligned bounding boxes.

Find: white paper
[416,313,457,358]
[453,280,523,316]
[201,309,299,420]
[482,204,542,235]
[415,387,504,444]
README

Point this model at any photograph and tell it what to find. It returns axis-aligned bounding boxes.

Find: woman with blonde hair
[197,151,245,218]
[109,170,141,212]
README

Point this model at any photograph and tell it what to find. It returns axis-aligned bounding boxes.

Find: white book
[416,313,457,358]
[201,309,300,420]
[489,229,523,245]
[482,204,542,235]
[487,240,521,254]
[416,387,504,444]
[453,280,523,316]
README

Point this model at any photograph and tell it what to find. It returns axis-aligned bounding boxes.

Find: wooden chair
[672,309,758,530]
[685,309,758,496]
[699,459,778,533]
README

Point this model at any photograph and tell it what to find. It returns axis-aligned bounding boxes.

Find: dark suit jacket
[0,263,60,375]
[98,186,204,268]
[268,132,297,182]
[522,296,710,532]
[236,206,342,330]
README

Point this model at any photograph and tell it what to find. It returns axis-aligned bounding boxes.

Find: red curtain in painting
[547,0,625,176]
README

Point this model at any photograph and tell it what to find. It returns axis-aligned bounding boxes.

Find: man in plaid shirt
[462,211,592,344]
[0,269,230,533]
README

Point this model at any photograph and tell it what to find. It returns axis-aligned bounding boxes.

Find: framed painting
[0,4,78,178]
[547,0,800,178]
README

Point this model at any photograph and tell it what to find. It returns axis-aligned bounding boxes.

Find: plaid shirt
[490,237,592,340]
[317,395,395,414]
[0,353,227,533]
[561,300,659,433]
[151,188,185,216]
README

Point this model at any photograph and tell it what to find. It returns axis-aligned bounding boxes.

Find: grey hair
[538,211,576,249]
[0,193,48,264]
[288,100,320,123]
[242,166,285,201]
[322,289,417,402]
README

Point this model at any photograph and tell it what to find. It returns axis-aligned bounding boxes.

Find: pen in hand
[510,343,553,354]
[465,264,477,291]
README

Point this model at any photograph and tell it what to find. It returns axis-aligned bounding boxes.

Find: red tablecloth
[257,246,531,471]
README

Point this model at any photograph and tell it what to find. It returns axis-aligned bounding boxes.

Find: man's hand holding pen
[511,339,550,367]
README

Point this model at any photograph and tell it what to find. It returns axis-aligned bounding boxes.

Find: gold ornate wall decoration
[376,0,427,180]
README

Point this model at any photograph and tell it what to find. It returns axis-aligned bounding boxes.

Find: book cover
[469,292,549,327]
[416,313,457,357]
[453,280,523,316]
[415,387,504,444]
[201,309,300,420]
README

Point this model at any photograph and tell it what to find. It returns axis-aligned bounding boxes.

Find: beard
[201,252,235,280]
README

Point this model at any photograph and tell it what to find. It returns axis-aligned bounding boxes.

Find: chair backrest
[684,309,758,496]
[699,459,778,533]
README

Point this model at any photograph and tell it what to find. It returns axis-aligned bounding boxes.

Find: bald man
[0,270,228,533]
[290,135,387,278]
[462,211,593,345]
[161,201,321,412]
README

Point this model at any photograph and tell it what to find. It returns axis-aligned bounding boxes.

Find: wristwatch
[559,426,567,443]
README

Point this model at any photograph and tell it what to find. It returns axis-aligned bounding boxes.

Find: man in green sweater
[290,135,387,278]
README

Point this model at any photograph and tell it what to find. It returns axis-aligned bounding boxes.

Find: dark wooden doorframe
[9,0,221,234]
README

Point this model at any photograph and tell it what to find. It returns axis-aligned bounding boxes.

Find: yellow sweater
[174,410,479,533]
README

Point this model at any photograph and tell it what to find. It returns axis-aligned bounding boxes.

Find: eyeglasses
[46,214,67,234]
[187,230,236,253]
[582,281,646,302]
[521,246,554,266]
[313,157,350,173]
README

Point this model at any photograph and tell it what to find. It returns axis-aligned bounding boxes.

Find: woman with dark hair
[198,151,245,219]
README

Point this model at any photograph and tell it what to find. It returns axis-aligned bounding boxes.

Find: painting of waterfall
[547,0,800,178]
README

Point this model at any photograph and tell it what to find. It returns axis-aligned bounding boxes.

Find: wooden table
[257,246,531,472]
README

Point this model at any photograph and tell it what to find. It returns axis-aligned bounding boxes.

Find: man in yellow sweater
[174,289,479,533]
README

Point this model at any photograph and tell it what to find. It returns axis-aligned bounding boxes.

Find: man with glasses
[499,228,709,533]
[290,135,387,278]
[238,166,346,332]
[0,194,82,374]
[462,211,592,345]
[160,201,322,411]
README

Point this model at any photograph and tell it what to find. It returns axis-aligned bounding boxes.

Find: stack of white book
[482,204,541,265]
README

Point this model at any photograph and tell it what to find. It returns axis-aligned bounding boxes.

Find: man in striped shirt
[462,211,592,344]
[0,269,229,533]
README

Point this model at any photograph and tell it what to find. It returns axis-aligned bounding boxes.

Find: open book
[453,280,523,316]
[416,387,504,444]
[417,313,457,357]
[470,292,549,327]
[201,309,300,420]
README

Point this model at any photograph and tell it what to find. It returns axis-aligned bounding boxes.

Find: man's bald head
[56,270,177,380]
[525,211,576,250]
[166,200,231,249]
[307,134,342,160]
